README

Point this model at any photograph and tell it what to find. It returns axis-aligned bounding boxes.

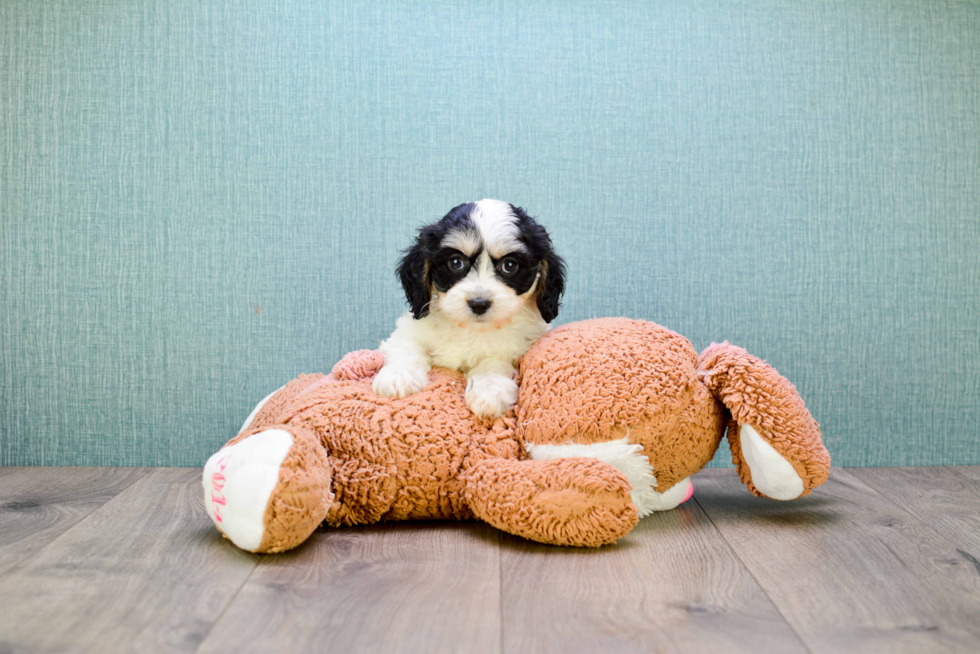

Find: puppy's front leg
[373,325,431,398]
[465,359,518,419]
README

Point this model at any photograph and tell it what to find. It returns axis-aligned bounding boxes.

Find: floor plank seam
[691,494,817,654]
[6,466,978,651]
[839,468,980,556]
[0,467,150,581]
[192,557,262,653]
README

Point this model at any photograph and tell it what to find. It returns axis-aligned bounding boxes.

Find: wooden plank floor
[0,466,978,653]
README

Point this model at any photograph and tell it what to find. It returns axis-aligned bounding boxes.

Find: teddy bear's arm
[461,457,639,547]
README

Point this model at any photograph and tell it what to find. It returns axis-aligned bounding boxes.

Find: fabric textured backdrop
[1,0,978,467]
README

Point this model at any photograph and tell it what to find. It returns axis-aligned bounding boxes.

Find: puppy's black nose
[467,297,492,316]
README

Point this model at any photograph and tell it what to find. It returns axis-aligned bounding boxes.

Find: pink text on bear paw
[209,454,230,523]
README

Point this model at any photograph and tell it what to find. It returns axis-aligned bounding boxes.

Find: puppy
[373,199,566,418]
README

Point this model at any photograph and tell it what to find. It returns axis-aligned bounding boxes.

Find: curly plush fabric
[244,373,326,432]
[252,425,333,553]
[518,319,727,492]
[462,457,639,547]
[696,341,830,496]
[205,317,831,552]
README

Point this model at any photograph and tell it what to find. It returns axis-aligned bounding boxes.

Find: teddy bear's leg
[202,424,332,553]
[239,373,328,432]
[526,437,695,516]
[462,456,639,547]
[238,385,284,432]
[697,342,831,499]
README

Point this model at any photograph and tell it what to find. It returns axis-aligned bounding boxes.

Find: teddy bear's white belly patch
[525,437,693,516]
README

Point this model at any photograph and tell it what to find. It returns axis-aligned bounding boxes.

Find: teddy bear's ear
[536,250,566,323]
[397,236,431,319]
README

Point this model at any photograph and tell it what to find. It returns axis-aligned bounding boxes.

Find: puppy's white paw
[465,373,518,418]
[372,363,429,398]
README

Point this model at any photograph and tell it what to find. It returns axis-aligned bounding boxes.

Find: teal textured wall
[1,0,978,467]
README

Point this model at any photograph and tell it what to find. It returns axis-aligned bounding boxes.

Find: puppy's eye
[448,256,465,271]
[499,258,519,274]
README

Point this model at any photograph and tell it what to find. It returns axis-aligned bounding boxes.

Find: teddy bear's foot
[738,424,805,500]
[203,425,333,553]
[463,456,639,547]
[203,429,293,551]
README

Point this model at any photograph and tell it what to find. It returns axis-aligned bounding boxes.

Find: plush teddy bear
[202,318,830,553]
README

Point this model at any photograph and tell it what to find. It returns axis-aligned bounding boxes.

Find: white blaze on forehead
[472,199,527,258]
[442,228,482,257]
[473,250,494,277]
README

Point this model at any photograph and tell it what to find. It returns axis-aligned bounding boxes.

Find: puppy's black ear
[397,237,431,319]
[511,205,566,323]
[537,250,566,323]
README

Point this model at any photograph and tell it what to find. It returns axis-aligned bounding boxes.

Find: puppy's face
[398,200,565,326]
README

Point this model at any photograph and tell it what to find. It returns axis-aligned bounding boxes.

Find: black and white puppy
[373,199,566,418]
